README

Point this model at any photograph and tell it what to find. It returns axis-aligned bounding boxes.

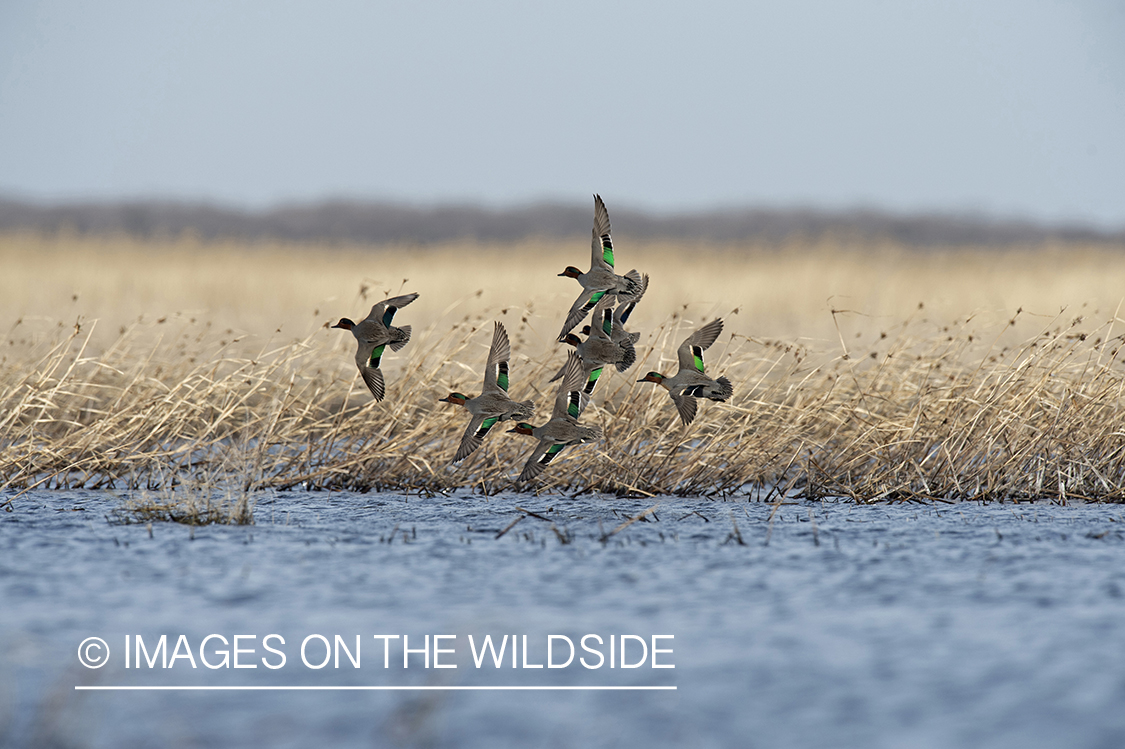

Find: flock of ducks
[333,195,735,483]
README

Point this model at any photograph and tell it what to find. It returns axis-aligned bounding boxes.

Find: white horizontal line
[75,685,676,691]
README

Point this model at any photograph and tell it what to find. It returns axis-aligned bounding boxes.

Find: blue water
[3,491,1125,748]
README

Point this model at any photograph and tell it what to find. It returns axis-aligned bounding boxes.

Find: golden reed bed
[4,231,1125,513]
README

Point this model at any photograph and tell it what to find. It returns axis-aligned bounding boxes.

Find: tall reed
[3,299,1125,508]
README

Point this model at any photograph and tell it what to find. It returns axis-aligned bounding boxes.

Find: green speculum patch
[497,362,510,391]
[692,346,705,372]
[475,416,499,438]
[369,344,386,368]
[567,393,581,418]
[540,443,566,464]
[602,237,615,268]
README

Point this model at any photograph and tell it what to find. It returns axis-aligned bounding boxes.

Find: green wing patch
[567,390,583,418]
[601,235,615,268]
[601,308,613,336]
[369,344,386,368]
[497,361,510,392]
[474,416,499,439]
[382,307,397,327]
[539,443,567,465]
[692,345,705,373]
[583,366,604,396]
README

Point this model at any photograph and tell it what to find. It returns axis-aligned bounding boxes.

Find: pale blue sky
[1,1,1123,226]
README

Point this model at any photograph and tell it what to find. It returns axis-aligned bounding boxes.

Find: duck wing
[360,363,386,402]
[558,287,608,341]
[588,295,615,341]
[670,390,698,426]
[590,194,614,271]
[452,413,500,464]
[517,440,568,483]
[375,292,419,327]
[552,351,589,419]
[481,321,512,394]
[677,318,725,373]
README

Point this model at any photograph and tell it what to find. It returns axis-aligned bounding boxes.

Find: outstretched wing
[670,390,698,426]
[588,295,614,342]
[677,318,724,373]
[583,365,604,397]
[552,351,589,419]
[363,292,419,330]
[590,194,614,271]
[517,440,568,482]
[558,288,607,341]
[452,414,500,464]
[380,292,420,327]
[360,364,386,402]
[482,321,512,394]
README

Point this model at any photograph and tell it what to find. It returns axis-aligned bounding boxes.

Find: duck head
[507,422,536,435]
[439,392,471,405]
[579,324,592,336]
[561,333,582,347]
[558,266,583,279]
[637,371,666,385]
[331,318,355,330]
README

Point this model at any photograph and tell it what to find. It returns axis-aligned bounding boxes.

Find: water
[3,490,1125,748]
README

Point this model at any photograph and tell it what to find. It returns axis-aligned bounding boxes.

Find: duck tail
[714,376,734,401]
[615,341,636,372]
[622,269,643,298]
[388,324,412,352]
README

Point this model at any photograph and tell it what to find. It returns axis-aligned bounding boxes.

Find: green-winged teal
[553,295,636,396]
[637,318,733,425]
[440,321,536,464]
[581,272,648,348]
[332,292,418,401]
[508,350,602,483]
[557,194,643,340]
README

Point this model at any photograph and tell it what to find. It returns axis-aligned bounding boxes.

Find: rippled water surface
[3,490,1125,748]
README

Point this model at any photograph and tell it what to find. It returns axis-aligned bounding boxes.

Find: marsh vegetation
[4,231,1125,514]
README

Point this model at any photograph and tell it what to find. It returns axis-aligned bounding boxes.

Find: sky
[1,1,1123,227]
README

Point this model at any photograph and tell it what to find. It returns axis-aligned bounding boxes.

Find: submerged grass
[4,232,1125,509]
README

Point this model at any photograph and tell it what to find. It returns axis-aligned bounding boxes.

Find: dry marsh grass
[4,231,1125,515]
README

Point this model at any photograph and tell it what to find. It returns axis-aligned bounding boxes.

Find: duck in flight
[332,292,418,401]
[440,321,536,464]
[637,318,733,426]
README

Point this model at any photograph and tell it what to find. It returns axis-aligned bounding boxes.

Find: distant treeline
[1,196,1122,247]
